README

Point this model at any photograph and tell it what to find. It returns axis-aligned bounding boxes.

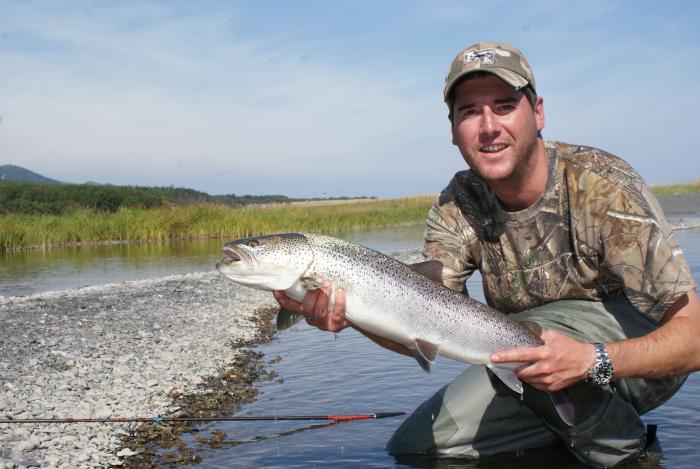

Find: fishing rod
[0,412,406,425]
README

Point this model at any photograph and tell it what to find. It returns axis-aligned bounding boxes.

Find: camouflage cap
[443,42,536,103]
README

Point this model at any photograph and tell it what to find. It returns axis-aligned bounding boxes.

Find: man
[273,42,700,466]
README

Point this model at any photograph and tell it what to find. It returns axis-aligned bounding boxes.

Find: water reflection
[0,225,426,297]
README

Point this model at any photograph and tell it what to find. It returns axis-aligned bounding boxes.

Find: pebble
[116,448,138,458]
[0,271,277,467]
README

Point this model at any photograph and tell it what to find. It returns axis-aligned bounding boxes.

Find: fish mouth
[218,246,244,268]
[223,246,242,262]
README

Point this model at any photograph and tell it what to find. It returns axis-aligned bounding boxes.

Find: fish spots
[221,232,542,359]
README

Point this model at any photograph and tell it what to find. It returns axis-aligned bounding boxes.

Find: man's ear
[534,96,545,131]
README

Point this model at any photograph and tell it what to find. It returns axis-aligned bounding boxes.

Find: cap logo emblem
[464,49,495,65]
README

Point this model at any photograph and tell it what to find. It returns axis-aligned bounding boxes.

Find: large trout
[216,232,573,424]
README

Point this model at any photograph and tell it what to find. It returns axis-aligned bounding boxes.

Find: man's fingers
[332,288,346,319]
[491,347,542,363]
[301,290,317,311]
[273,290,301,309]
[314,283,331,317]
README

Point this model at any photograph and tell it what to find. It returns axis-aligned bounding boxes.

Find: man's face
[450,74,544,185]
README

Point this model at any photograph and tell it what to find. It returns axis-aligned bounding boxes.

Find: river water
[167,227,700,469]
[2,224,699,467]
[0,225,426,298]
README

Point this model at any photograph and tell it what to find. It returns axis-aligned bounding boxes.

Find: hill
[0,164,63,185]
[0,165,373,215]
[0,181,299,215]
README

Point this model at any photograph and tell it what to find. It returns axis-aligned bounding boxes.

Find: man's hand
[490,330,596,392]
[273,280,348,333]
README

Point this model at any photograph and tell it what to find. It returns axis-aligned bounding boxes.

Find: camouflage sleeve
[600,184,696,322]
[423,195,479,293]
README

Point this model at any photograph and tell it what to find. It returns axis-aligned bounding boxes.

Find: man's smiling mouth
[480,144,508,153]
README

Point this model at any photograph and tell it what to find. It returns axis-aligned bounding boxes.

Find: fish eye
[247,240,259,247]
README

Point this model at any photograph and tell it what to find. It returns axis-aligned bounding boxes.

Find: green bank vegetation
[651,180,700,196]
[2,179,698,252]
[0,196,435,251]
[0,181,314,215]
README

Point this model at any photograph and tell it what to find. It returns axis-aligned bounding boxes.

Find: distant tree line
[0,181,373,215]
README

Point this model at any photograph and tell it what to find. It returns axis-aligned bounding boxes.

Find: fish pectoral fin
[300,277,323,291]
[550,389,576,427]
[276,308,305,330]
[408,260,443,283]
[413,338,440,373]
[487,365,524,394]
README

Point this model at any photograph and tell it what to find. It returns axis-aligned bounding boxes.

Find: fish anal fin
[276,308,305,330]
[487,365,524,395]
[413,338,439,373]
[409,260,443,283]
[550,389,576,427]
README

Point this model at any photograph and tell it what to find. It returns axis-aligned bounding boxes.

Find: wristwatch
[588,343,614,386]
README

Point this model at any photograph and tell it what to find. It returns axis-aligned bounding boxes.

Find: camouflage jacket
[424,141,696,322]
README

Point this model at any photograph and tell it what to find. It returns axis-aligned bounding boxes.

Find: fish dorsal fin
[409,260,443,283]
[276,308,305,330]
[413,338,439,373]
[487,365,524,394]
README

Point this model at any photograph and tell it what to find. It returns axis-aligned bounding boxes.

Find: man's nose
[479,107,498,138]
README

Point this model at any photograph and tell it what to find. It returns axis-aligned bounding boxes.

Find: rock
[13,439,37,454]
[116,448,138,457]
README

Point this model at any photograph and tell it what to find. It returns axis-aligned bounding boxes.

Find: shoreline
[0,273,280,467]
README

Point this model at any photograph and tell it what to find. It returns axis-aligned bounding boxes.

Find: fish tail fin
[550,389,575,427]
[487,365,576,427]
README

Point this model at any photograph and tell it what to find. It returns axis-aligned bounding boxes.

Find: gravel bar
[0,272,278,468]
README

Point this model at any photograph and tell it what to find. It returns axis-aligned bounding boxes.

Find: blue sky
[1,0,698,197]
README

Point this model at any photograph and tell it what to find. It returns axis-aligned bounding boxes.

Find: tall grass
[651,180,700,196]
[0,196,435,251]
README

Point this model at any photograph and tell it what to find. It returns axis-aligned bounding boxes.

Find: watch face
[594,362,613,385]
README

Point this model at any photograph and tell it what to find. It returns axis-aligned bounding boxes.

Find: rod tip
[373,412,407,419]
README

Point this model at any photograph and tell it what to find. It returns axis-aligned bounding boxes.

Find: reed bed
[0,196,435,251]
